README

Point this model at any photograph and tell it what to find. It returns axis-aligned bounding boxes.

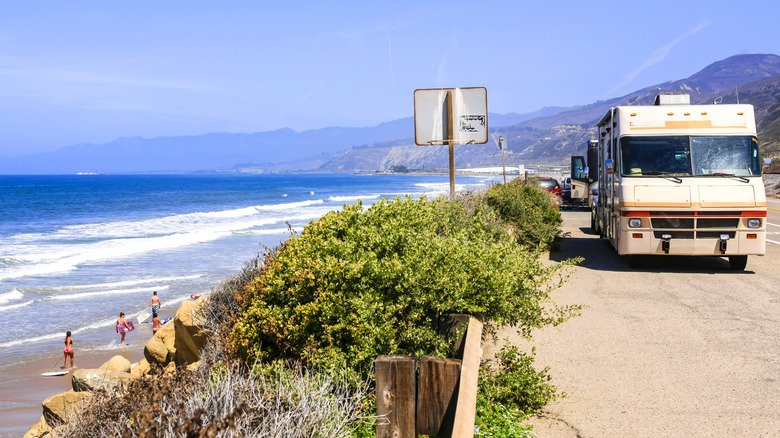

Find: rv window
[620,136,692,176]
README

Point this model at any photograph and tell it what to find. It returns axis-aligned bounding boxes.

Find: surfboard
[41,371,68,377]
[137,309,151,324]
[118,320,135,334]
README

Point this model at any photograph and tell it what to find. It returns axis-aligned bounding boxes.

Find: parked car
[538,177,562,197]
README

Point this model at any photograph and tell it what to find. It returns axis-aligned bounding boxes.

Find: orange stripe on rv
[631,120,747,130]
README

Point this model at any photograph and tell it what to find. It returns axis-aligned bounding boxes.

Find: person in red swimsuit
[63,331,74,369]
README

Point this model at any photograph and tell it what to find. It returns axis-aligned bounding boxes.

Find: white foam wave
[0,299,34,313]
[49,285,169,301]
[51,275,203,291]
[328,195,379,203]
[0,289,23,304]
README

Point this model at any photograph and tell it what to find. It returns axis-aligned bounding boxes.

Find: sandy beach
[0,347,146,437]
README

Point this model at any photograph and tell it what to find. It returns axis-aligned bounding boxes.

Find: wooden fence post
[416,357,462,437]
[376,355,417,438]
[451,317,483,438]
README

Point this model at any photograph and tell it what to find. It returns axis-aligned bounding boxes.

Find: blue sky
[1,1,778,155]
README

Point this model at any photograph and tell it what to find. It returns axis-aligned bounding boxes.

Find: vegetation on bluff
[52,179,579,437]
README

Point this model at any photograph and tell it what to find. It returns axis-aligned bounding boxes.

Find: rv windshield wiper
[704,172,750,183]
[641,171,683,183]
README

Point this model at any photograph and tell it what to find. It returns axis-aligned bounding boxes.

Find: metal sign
[414,87,488,146]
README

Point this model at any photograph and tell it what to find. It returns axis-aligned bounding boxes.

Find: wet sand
[0,347,145,437]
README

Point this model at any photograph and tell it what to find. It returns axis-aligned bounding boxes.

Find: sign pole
[447,90,455,200]
[499,135,506,184]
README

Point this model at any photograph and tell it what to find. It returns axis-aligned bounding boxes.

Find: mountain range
[3,54,780,174]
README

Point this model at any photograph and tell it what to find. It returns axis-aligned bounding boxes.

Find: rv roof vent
[654,93,690,105]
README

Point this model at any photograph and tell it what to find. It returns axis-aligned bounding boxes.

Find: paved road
[490,210,780,438]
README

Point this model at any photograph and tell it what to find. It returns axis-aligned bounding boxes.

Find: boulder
[41,390,91,426]
[72,368,131,392]
[130,358,151,380]
[22,414,50,438]
[99,355,131,374]
[144,317,176,366]
[173,300,208,365]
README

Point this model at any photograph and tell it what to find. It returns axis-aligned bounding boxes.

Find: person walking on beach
[63,331,74,369]
[148,291,161,318]
[116,312,132,345]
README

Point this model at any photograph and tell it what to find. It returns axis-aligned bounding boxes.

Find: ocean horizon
[0,173,501,374]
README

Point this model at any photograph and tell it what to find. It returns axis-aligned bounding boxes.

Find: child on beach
[63,331,74,369]
[116,312,133,345]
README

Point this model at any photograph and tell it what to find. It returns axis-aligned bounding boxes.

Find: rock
[144,317,176,366]
[99,355,131,373]
[22,414,50,438]
[164,361,177,375]
[173,300,208,365]
[130,358,151,380]
[71,368,131,392]
[186,360,201,372]
[41,390,91,426]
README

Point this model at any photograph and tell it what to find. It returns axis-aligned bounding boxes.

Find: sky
[1,0,779,156]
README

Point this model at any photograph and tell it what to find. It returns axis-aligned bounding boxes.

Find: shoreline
[0,346,145,438]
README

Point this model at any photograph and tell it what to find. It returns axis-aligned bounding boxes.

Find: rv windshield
[620,136,761,177]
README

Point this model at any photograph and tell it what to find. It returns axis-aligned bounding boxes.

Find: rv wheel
[728,255,748,271]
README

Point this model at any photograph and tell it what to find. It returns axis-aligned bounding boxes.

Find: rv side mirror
[605,159,614,174]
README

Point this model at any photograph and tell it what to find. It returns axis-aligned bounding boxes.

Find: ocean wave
[0,299,34,313]
[48,285,170,301]
[328,195,379,203]
[48,274,203,291]
[0,289,23,305]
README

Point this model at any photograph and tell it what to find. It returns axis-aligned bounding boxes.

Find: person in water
[116,312,132,345]
[148,291,161,318]
[63,331,74,369]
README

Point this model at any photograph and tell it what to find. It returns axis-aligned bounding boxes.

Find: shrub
[479,343,559,413]
[233,195,580,377]
[483,179,562,250]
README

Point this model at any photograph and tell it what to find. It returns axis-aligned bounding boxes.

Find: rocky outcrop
[71,368,131,392]
[98,355,131,373]
[144,317,176,366]
[23,390,93,437]
[173,299,209,365]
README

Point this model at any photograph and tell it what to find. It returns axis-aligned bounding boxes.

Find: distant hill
[3,54,780,174]
[0,107,571,174]
[323,53,780,172]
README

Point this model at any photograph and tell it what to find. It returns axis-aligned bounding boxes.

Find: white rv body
[591,95,766,269]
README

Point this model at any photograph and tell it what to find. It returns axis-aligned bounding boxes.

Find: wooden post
[416,357,461,437]
[376,356,417,438]
[451,317,483,438]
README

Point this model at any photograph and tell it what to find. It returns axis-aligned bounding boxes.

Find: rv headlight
[747,218,761,229]
[628,218,642,228]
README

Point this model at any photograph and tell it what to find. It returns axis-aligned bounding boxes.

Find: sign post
[414,87,488,199]
[498,135,506,184]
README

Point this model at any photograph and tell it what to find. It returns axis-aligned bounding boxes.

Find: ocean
[0,173,500,373]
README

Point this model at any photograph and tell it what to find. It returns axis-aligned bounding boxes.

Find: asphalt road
[489,209,780,438]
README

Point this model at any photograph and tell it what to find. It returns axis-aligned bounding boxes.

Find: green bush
[483,179,562,251]
[475,394,534,438]
[233,195,579,377]
[480,344,559,413]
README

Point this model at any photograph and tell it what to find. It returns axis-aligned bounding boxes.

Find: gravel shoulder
[488,210,780,438]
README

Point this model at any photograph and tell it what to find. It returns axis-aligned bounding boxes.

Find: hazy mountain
[3,54,780,174]
[0,106,570,174]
